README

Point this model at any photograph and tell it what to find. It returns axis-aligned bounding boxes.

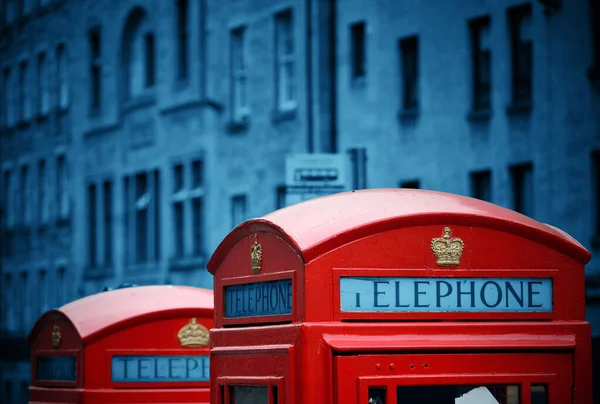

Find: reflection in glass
[230,386,269,404]
[531,385,547,404]
[396,385,520,403]
[369,387,386,404]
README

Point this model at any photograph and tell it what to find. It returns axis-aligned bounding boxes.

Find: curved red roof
[208,188,590,273]
[30,286,214,344]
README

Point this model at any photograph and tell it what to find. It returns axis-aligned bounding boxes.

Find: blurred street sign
[284,153,351,207]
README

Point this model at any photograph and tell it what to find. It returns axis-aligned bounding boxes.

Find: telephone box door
[335,353,572,404]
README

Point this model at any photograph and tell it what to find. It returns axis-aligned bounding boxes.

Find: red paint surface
[208,188,593,404]
[28,286,213,404]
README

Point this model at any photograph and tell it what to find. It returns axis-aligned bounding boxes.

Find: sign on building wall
[284,153,351,207]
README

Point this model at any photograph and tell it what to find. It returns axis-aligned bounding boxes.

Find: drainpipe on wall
[329,0,337,153]
[306,0,314,153]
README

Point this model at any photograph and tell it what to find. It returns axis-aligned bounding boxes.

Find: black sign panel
[37,356,77,382]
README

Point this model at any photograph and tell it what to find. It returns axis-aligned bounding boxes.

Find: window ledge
[350,76,366,89]
[467,108,493,122]
[506,100,532,116]
[83,267,113,281]
[16,120,31,129]
[271,107,297,125]
[56,217,71,228]
[36,113,50,123]
[169,255,206,271]
[397,107,420,122]
[226,116,250,134]
[123,93,156,113]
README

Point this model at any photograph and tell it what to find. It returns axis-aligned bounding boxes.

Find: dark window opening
[89,27,102,111]
[510,162,534,217]
[470,169,492,202]
[469,16,491,110]
[350,22,366,79]
[589,0,600,80]
[145,33,156,88]
[400,35,419,110]
[508,4,532,105]
[176,0,189,80]
[400,180,420,189]
[135,173,148,263]
[88,183,97,268]
[103,180,113,267]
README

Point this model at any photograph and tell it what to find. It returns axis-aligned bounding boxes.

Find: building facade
[0,0,599,402]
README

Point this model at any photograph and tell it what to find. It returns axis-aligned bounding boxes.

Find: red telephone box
[28,285,213,404]
[207,188,593,404]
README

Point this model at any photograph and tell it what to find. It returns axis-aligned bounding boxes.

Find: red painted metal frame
[340,352,572,404]
[332,268,559,321]
[220,270,297,326]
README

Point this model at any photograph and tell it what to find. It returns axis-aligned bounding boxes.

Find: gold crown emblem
[177,318,209,348]
[250,234,263,275]
[430,227,464,267]
[52,324,61,349]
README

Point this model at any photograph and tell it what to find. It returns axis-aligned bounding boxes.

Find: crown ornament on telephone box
[250,234,263,275]
[430,227,464,266]
[52,323,61,349]
[177,318,209,348]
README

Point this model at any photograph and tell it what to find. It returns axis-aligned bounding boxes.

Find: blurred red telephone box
[28,285,213,404]
[207,189,593,404]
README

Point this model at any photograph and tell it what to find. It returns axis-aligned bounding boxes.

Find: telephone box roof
[207,188,590,273]
[29,285,214,344]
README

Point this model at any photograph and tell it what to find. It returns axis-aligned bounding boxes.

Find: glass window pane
[396,385,520,403]
[530,385,547,404]
[369,387,386,404]
[230,386,268,404]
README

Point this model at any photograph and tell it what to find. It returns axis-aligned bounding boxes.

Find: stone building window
[124,170,161,266]
[276,185,286,210]
[18,60,31,123]
[399,35,419,112]
[88,27,102,112]
[37,51,49,117]
[19,164,30,226]
[350,21,366,80]
[469,16,491,112]
[56,44,69,110]
[231,194,247,229]
[38,269,48,315]
[2,67,14,128]
[38,159,48,226]
[275,9,296,111]
[19,271,29,332]
[56,267,66,307]
[103,180,113,267]
[176,0,189,81]
[87,183,97,268]
[56,155,70,222]
[2,169,13,228]
[510,162,534,217]
[231,26,248,122]
[122,7,156,100]
[470,169,492,203]
[589,0,600,83]
[592,151,600,241]
[400,180,420,189]
[171,159,204,260]
[507,4,532,109]
[87,178,113,272]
